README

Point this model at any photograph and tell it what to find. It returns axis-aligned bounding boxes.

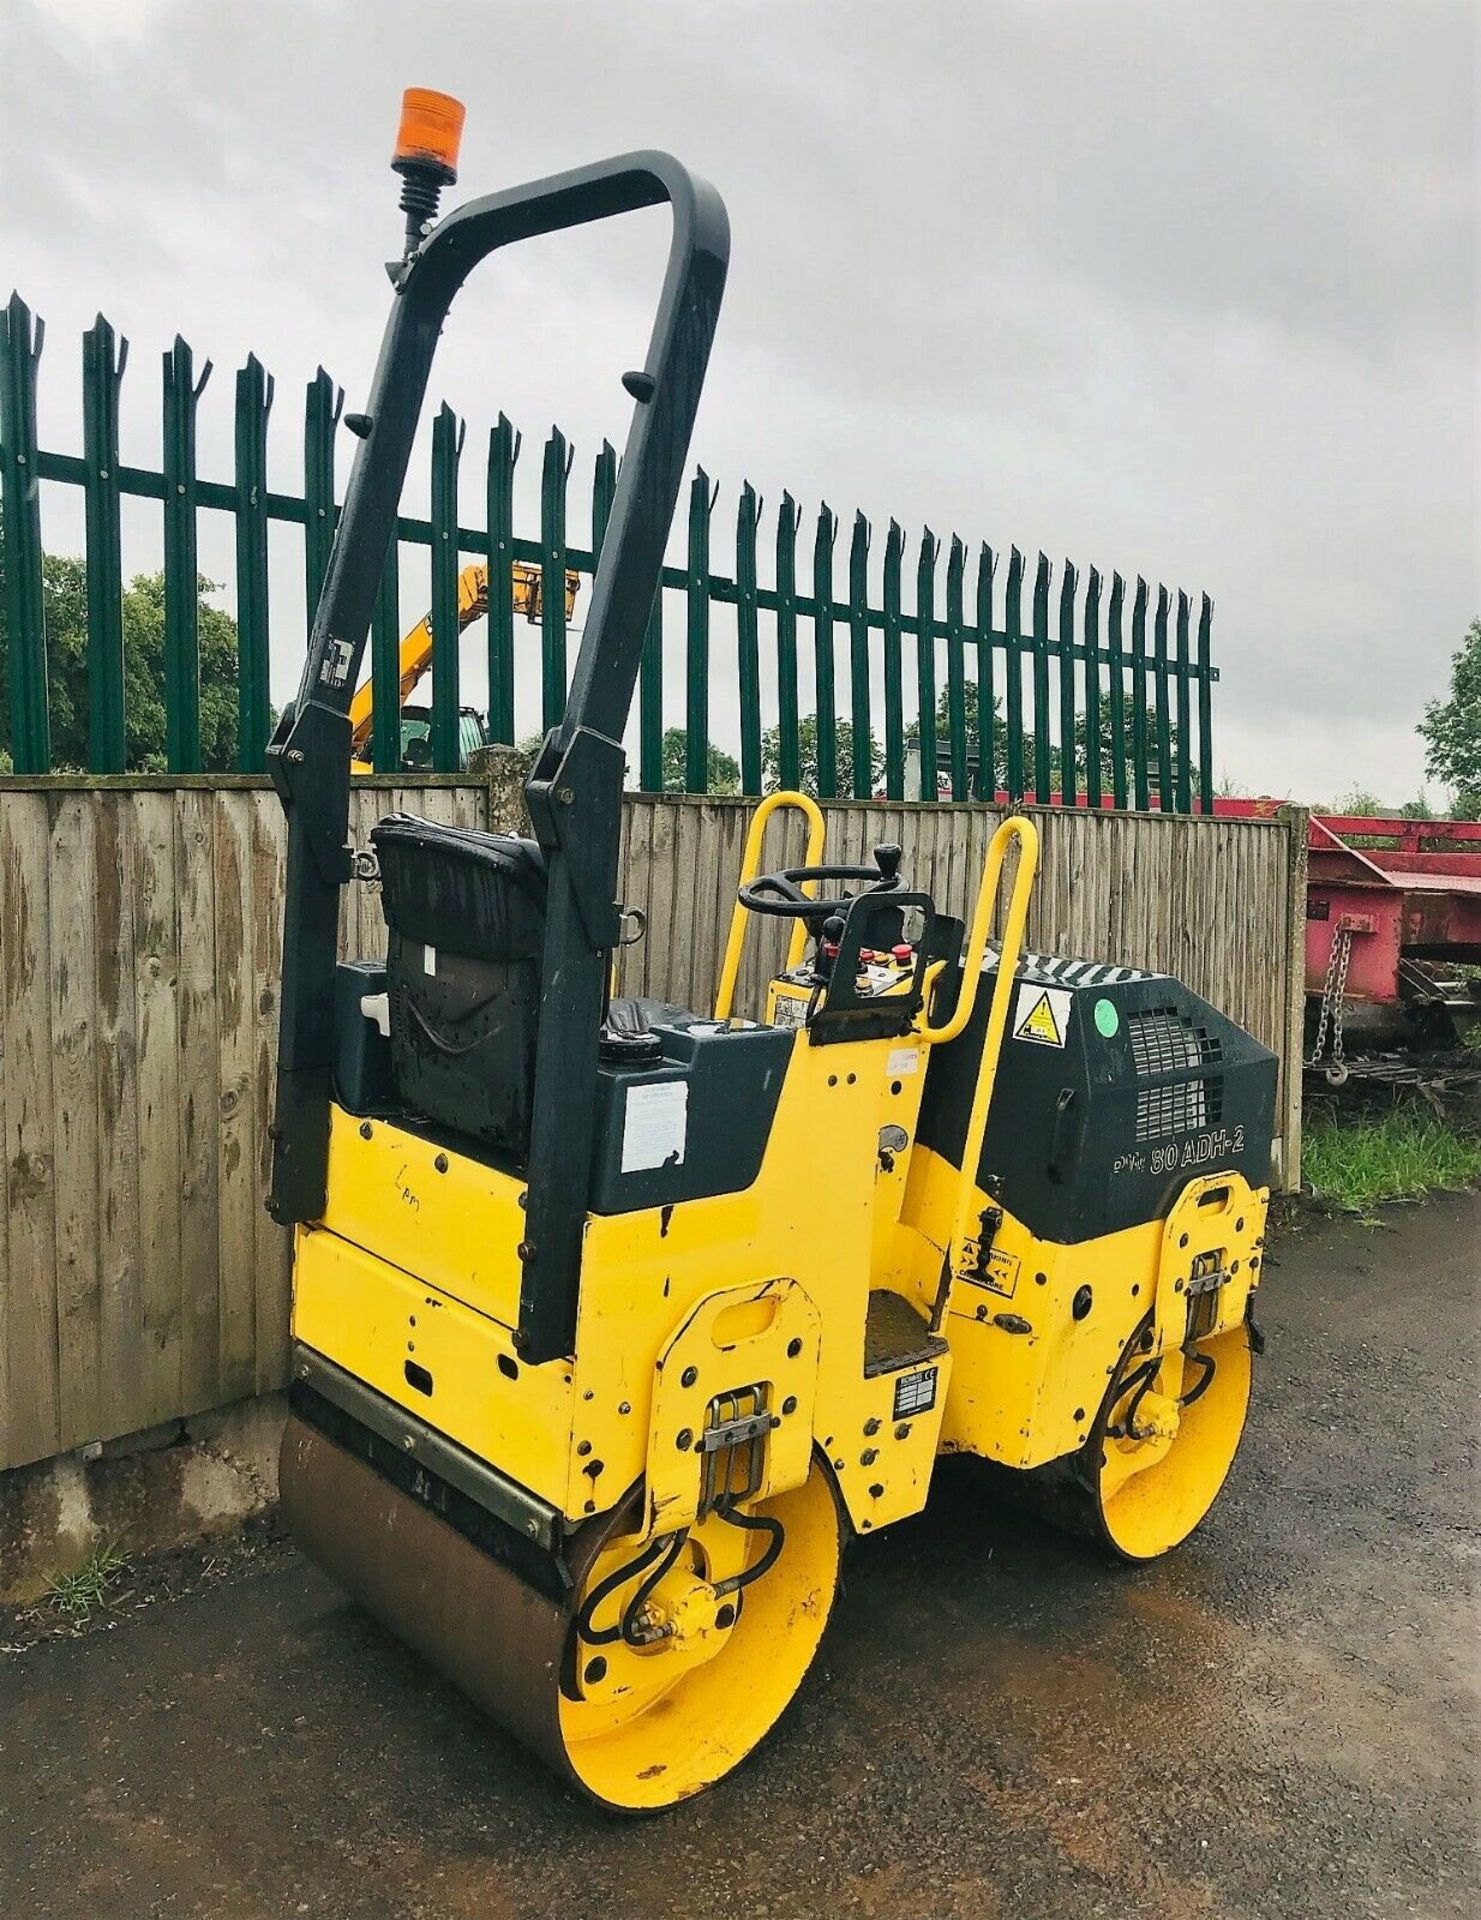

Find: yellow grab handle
[919,814,1038,1046]
[925,815,1039,1294]
[713,790,826,1022]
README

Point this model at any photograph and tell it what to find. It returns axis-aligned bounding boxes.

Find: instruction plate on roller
[621,1080,689,1172]
[894,1366,938,1420]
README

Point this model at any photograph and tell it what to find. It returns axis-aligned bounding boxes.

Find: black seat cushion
[371,814,547,1156]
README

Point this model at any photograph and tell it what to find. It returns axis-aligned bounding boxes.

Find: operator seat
[372,814,551,1156]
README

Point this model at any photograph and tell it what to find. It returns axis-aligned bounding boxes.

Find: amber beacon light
[391,88,466,259]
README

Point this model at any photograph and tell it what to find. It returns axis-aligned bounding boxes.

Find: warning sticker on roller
[1012,982,1071,1048]
[621,1079,688,1173]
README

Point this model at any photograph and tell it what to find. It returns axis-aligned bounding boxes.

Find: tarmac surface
[2,1192,1476,1920]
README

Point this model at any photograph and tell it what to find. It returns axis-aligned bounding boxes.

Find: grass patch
[1303,1108,1481,1221]
[44,1538,132,1620]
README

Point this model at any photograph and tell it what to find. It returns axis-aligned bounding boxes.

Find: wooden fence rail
[0,777,1303,1474]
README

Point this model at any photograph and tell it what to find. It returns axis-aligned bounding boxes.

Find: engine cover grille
[1127,1006,1223,1076]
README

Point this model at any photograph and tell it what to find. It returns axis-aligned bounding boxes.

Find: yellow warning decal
[1012,981,1072,1048]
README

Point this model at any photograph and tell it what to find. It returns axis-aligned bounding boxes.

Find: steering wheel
[738,863,900,929]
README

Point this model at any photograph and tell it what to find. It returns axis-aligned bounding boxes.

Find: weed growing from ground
[44,1538,132,1621]
[1303,1108,1481,1223]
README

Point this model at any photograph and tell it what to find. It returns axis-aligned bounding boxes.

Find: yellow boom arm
[347,561,581,766]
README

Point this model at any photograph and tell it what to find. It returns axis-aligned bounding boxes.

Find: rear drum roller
[280,1415,843,1812]
[1006,1320,1253,1562]
[1086,1320,1254,1560]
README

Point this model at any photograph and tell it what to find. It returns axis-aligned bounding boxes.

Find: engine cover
[916,952,1277,1244]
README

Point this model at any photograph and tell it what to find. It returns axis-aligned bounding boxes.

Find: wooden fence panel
[94,795,144,1441]
[249,788,289,1395]
[2,792,59,1467]
[0,777,493,1471]
[132,789,184,1431]
[50,792,102,1446]
[0,780,1301,1473]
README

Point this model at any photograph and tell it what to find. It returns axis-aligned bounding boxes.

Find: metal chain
[1309,922,1352,1081]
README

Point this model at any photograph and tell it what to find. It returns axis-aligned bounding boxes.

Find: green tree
[1418,617,1481,816]
[760,713,882,796]
[1334,785,1386,817]
[0,546,242,771]
[917,680,1178,797]
[659,725,740,793]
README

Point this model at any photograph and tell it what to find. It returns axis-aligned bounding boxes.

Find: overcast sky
[3,0,1476,804]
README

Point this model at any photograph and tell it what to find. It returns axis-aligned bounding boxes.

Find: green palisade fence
[0,295,1219,809]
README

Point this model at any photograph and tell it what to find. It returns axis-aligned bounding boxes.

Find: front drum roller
[280,1415,844,1811]
[1007,1319,1254,1562]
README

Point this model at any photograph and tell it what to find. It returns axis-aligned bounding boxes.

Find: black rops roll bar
[266,152,730,1365]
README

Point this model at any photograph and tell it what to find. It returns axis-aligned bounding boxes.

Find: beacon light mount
[391,88,466,267]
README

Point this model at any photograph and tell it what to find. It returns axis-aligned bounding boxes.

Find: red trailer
[883,783,1480,1057]
[1219,803,1481,1054]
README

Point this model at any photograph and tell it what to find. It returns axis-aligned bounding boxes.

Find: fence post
[1057,559,1078,807]
[1,297,50,773]
[973,544,996,800]
[813,503,838,798]
[915,528,938,800]
[775,492,801,791]
[1278,805,1310,1192]
[1107,572,1128,810]
[882,520,905,801]
[592,439,618,558]
[370,539,401,773]
[591,438,619,770]
[1083,566,1103,810]
[685,468,716,793]
[1153,584,1173,811]
[944,536,968,801]
[303,367,342,619]
[82,314,127,773]
[1031,552,1052,803]
[429,402,465,772]
[1004,547,1025,803]
[162,334,210,773]
[540,425,571,729]
[1197,593,1215,814]
[638,592,663,790]
[468,743,535,836]
[1175,588,1193,813]
[736,482,763,795]
[233,352,273,773]
[485,413,521,746]
[847,511,872,799]
[1131,576,1150,810]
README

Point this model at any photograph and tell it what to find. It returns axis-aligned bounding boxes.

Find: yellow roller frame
[713,789,825,1021]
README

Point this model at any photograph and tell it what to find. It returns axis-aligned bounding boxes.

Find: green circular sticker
[1094,997,1120,1038]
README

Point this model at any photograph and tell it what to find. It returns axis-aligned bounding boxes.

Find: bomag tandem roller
[268,92,1279,1811]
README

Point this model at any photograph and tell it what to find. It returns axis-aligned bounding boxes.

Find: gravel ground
[1,1192,1476,1920]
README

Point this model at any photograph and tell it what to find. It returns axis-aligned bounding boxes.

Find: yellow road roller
[266,92,1276,1811]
